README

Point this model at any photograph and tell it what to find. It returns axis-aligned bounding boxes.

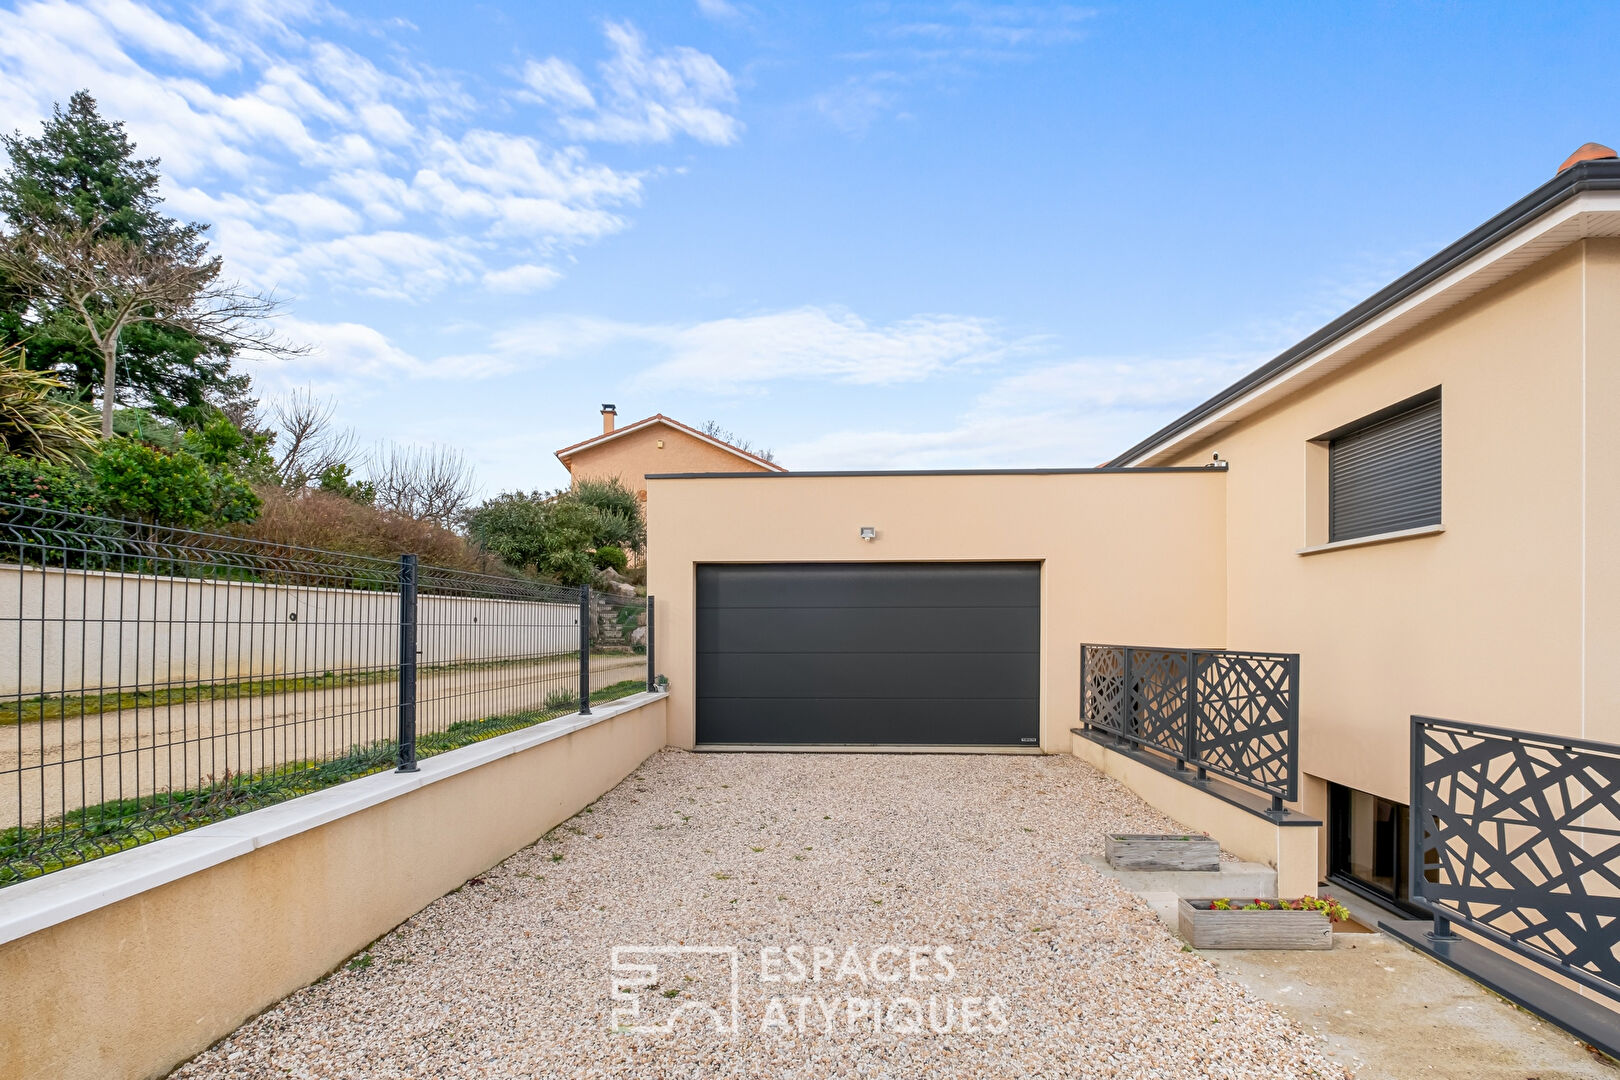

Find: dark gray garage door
[696,563,1039,746]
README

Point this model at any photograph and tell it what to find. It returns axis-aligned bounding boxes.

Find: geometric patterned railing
[1410,716,1620,1002]
[1080,643,1298,807]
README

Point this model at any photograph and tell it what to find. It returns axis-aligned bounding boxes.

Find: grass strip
[0,679,649,885]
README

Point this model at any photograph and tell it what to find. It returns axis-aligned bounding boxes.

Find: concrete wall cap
[0,690,667,947]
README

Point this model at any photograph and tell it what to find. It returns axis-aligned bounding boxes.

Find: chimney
[601,403,617,434]
[1557,142,1617,175]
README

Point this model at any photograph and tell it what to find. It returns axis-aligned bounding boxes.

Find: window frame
[1301,387,1443,552]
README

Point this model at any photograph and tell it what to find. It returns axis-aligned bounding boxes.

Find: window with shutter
[1327,397,1441,542]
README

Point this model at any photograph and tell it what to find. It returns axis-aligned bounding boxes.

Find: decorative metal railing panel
[1129,649,1192,761]
[1409,716,1620,1001]
[1080,643,1299,806]
[1079,643,1127,730]
[1194,651,1297,801]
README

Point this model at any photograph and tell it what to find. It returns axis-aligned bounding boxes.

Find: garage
[695,562,1040,747]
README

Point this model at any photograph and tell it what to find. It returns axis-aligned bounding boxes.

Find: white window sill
[1297,523,1445,556]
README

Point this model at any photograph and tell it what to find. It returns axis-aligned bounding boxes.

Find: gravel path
[173,751,1342,1080]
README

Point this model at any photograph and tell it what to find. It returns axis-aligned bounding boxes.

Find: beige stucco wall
[1165,242,1594,802]
[0,695,666,1080]
[1582,240,1620,749]
[1070,733,1318,896]
[645,470,1228,752]
[567,423,775,495]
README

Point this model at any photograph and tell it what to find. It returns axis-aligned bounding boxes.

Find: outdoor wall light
[859,526,878,541]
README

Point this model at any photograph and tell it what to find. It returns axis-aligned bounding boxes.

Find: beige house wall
[640,239,1612,805]
[568,423,774,494]
[1163,242,1592,802]
[1070,732,1318,896]
[645,470,1228,752]
[1582,239,1620,749]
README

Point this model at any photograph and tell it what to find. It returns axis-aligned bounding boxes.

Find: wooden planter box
[1105,833,1221,872]
[1177,899,1333,950]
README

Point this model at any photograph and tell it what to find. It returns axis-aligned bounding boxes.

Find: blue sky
[2,1,1617,493]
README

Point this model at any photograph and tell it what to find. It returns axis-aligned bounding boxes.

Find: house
[553,405,784,499]
[646,144,1620,1039]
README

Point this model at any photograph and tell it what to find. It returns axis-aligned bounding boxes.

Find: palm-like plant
[0,345,99,463]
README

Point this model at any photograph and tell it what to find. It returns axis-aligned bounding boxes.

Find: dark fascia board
[1109,158,1620,467]
[645,466,1225,479]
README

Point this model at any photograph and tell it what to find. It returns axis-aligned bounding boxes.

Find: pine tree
[0,91,252,425]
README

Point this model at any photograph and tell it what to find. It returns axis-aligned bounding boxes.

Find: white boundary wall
[0,564,581,696]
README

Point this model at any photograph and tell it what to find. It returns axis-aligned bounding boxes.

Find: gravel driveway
[173,751,1340,1080]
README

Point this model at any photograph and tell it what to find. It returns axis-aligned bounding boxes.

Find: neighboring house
[647,144,1620,1032]
[554,405,785,499]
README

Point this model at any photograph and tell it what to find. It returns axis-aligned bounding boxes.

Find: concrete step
[1083,855,1278,900]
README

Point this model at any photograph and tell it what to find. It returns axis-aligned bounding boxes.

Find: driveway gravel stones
[172,750,1343,1080]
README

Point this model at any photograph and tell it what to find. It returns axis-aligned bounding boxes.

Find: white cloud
[814,4,1094,136]
[283,231,483,299]
[482,263,563,292]
[784,351,1260,470]
[558,20,741,146]
[519,57,595,110]
[499,306,1029,390]
[886,5,1096,52]
[813,73,903,136]
[274,318,431,381]
[262,191,363,234]
[87,0,236,73]
[695,0,743,21]
[0,3,720,304]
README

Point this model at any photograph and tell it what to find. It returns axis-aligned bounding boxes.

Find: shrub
[464,479,647,586]
[593,544,627,573]
[0,451,105,514]
[91,439,218,527]
[572,478,646,554]
[241,486,494,570]
[90,437,261,527]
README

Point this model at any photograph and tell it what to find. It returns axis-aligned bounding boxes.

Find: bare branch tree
[271,388,361,487]
[700,419,776,463]
[369,442,477,526]
[0,217,307,438]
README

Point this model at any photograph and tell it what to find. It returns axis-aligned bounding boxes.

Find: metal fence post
[1118,647,1134,748]
[1079,645,1089,730]
[1175,650,1192,772]
[646,595,656,693]
[578,583,592,715]
[1189,652,1206,782]
[396,553,418,773]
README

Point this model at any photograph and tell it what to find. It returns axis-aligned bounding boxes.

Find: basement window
[1327,782,1423,917]
[1321,390,1441,544]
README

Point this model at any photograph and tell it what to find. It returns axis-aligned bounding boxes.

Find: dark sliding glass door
[1328,782,1422,915]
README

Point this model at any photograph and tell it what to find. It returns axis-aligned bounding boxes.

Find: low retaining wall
[1071,732,1320,896]
[0,691,668,1080]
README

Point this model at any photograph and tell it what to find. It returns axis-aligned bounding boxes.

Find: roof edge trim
[1108,158,1620,467]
